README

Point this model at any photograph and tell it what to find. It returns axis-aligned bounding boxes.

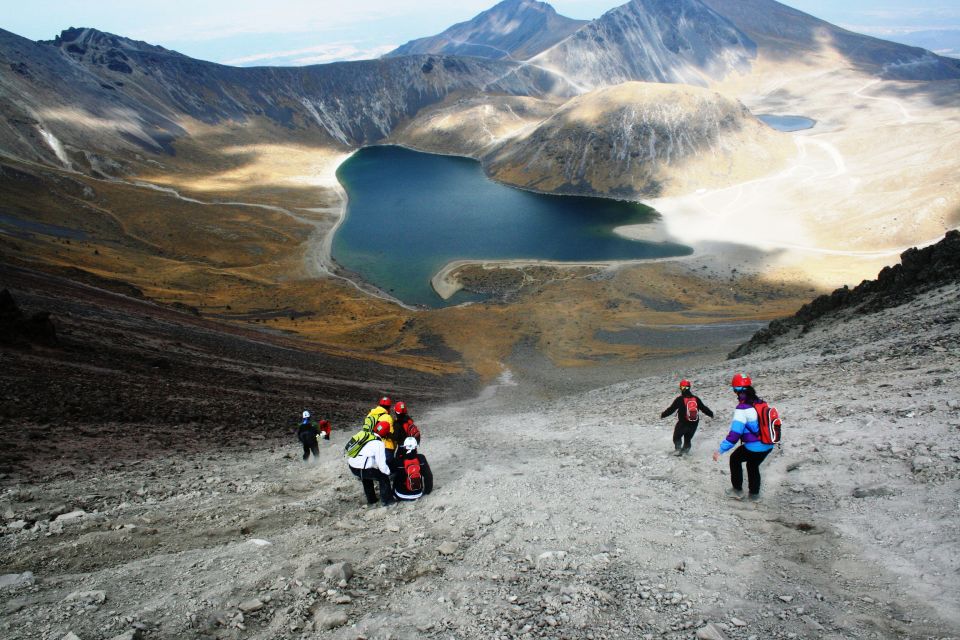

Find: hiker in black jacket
[661,379,713,456]
[391,437,433,501]
[298,410,320,461]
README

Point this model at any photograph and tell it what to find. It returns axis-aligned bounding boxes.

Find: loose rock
[315,610,349,630]
[238,598,264,613]
[55,510,87,522]
[0,572,34,590]
[696,623,728,640]
[437,541,459,556]
[64,590,106,605]
[323,562,353,584]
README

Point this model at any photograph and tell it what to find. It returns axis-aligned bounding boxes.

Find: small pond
[757,114,816,132]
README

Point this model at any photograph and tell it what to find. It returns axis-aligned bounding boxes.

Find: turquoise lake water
[757,114,816,132]
[333,146,691,308]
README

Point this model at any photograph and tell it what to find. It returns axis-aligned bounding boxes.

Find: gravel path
[1,285,958,640]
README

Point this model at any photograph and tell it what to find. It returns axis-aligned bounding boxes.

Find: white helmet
[402,437,418,452]
[302,410,310,419]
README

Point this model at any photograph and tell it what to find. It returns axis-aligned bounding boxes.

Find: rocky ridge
[388,0,960,90]
[702,0,960,80]
[730,230,960,358]
[0,26,575,171]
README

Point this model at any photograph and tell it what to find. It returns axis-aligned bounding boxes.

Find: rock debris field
[2,282,959,640]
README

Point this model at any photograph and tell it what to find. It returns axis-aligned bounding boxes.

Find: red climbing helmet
[679,379,691,389]
[373,420,391,438]
[731,373,752,388]
[378,396,393,408]
[394,401,407,414]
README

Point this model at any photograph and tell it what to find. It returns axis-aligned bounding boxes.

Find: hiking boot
[725,488,744,500]
[746,493,761,502]
[680,447,691,456]
[674,449,683,457]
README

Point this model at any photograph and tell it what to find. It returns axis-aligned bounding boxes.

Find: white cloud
[126,1,494,43]
[226,42,397,66]
[841,24,960,36]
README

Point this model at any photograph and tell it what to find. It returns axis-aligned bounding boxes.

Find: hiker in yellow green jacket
[364,396,396,461]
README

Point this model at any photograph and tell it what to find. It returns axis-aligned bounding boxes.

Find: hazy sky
[4,0,960,66]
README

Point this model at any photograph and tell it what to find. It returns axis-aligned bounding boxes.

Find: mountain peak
[531,0,756,89]
[47,27,172,55]
[386,0,587,61]
[40,27,181,74]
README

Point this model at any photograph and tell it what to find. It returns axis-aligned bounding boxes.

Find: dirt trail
[2,284,959,640]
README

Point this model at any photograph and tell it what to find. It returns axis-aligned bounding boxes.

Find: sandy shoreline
[429,253,697,300]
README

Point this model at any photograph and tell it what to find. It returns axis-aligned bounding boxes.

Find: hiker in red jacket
[392,401,421,445]
[318,419,331,440]
[660,379,714,456]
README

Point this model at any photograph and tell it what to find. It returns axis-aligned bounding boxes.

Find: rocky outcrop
[386,0,586,61]
[530,0,756,90]
[0,289,57,348]
[484,82,791,198]
[730,230,960,358]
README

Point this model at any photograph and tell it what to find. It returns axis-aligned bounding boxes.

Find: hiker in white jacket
[347,420,395,506]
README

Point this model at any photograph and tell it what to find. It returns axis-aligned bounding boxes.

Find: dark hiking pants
[350,466,393,505]
[672,422,699,451]
[729,446,772,495]
[301,437,319,460]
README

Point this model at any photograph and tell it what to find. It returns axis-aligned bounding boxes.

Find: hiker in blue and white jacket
[712,373,775,500]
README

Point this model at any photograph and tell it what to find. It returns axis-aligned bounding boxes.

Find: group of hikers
[297,397,433,507]
[661,373,781,500]
[298,372,779,506]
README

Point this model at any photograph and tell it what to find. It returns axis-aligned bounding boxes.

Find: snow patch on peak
[37,126,71,168]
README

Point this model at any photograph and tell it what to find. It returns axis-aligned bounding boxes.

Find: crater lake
[333,146,691,307]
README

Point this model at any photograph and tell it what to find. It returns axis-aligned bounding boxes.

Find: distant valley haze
[5,0,960,65]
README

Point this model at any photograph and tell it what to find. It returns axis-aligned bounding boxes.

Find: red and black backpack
[752,401,783,445]
[403,457,423,493]
[684,397,699,422]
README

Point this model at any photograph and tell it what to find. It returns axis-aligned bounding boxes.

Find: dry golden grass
[419,260,814,378]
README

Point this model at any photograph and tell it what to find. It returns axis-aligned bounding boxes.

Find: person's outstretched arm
[697,397,714,419]
[715,409,748,458]
[660,397,680,419]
